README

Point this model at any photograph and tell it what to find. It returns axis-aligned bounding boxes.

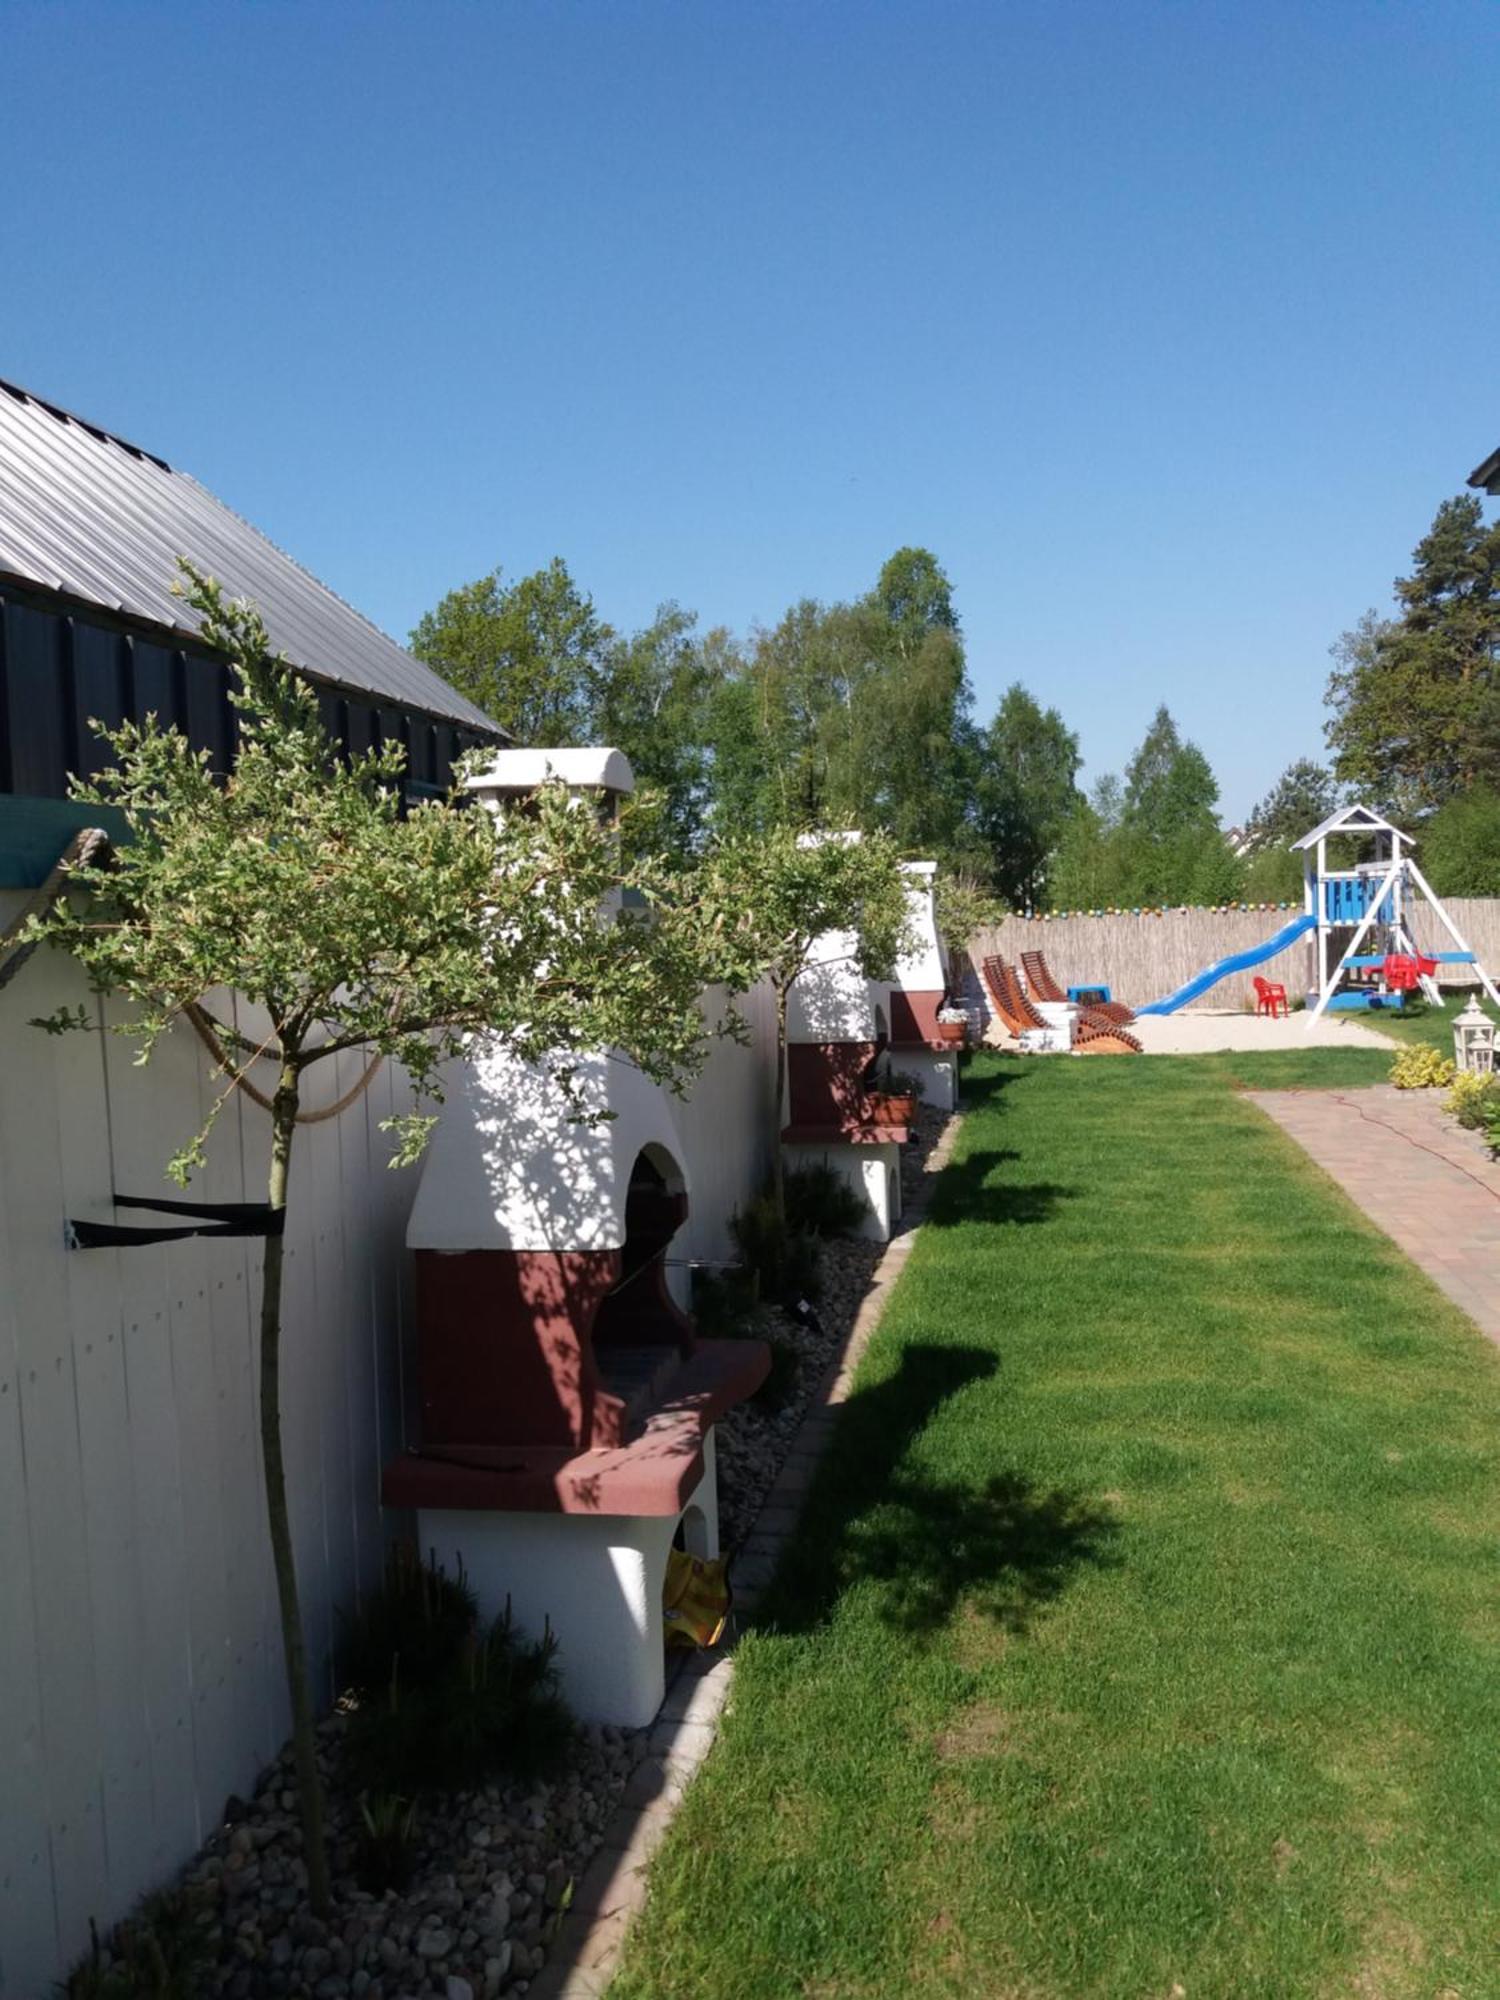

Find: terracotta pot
[866,1093,917,1125]
[936,1019,967,1045]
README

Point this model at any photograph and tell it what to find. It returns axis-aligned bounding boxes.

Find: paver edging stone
[527,1109,964,2000]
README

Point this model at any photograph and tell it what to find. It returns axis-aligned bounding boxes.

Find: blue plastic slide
[1137,911,1318,1016]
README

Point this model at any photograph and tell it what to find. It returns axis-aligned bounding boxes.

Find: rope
[184,1003,384,1124]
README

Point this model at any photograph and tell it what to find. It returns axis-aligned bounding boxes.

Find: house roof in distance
[0,377,504,737]
[1469,446,1500,496]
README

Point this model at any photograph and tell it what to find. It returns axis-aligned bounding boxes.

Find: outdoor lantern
[1453,996,1496,1075]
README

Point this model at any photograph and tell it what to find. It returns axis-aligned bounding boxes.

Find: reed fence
[970,899,1500,1013]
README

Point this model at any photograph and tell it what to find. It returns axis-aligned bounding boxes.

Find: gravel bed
[99,1107,952,2000]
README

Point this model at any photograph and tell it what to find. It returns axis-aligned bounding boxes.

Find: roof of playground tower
[1291,803,1406,851]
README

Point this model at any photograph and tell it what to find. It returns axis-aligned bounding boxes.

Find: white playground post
[1306,852,1403,1026]
[1405,858,1500,1010]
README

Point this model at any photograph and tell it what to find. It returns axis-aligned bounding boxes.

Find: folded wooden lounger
[1021,949,1137,1026]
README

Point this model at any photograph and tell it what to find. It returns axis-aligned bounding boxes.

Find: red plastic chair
[1253,975,1288,1019]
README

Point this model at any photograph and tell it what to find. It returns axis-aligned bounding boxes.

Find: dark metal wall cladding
[0,587,480,799]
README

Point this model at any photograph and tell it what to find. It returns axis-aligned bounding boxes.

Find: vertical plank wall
[0,934,419,1997]
[0,936,780,1995]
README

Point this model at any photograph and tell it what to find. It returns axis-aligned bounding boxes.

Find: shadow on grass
[766,1343,1119,1642]
[924,1147,1079,1229]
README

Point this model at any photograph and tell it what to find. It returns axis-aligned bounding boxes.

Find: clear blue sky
[4,0,1496,820]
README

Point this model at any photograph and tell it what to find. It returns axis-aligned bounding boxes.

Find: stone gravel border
[530,1109,964,2000]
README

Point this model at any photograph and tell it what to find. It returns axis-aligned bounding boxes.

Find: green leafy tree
[595,604,724,850]
[699,827,915,1215]
[410,557,614,743]
[974,684,1082,908]
[934,869,1006,956]
[1121,706,1237,903]
[1246,758,1339,849]
[1241,758,1338,900]
[702,549,978,864]
[1326,496,1500,813]
[1418,786,1500,896]
[28,570,722,1915]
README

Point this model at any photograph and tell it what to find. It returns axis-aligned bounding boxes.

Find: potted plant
[936,1005,969,1045]
[866,1067,923,1124]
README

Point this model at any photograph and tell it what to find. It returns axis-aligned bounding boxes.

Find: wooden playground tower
[1297,803,1500,1023]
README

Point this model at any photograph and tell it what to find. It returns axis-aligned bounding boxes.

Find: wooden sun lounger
[980,955,1034,1037]
[1021,949,1137,1026]
[984,955,1141,1055]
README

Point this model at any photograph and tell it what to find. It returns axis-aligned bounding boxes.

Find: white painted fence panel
[0,929,778,1995]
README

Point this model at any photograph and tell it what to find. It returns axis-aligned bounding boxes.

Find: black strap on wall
[68,1192,283,1249]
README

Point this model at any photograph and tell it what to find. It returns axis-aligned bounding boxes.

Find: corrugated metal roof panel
[0,378,505,737]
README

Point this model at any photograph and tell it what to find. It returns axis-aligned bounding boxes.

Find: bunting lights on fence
[1022,902,1299,921]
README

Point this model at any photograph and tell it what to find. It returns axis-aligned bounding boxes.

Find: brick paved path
[1248,1084,1500,1349]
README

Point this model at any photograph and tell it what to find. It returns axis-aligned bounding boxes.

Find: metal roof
[0,377,505,737]
[1469,446,1500,496]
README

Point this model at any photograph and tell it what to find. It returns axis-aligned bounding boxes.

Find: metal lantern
[1453,995,1496,1075]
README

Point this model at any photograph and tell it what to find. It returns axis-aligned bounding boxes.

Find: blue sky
[3,0,1496,820]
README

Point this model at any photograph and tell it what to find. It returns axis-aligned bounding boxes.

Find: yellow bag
[662,1547,731,1649]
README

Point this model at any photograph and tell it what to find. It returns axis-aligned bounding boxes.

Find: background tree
[1240,757,1338,900]
[699,827,915,1215]
[1120,705,1239,904]
[29,571,722,1916]
[594,603,721,849]
[974,684,1081,908]
[410,556,614,743]
[1325,496,1500,813]
[698,548,978,864]
[1417,787,1500,897]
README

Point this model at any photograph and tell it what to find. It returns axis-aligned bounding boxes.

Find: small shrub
[784,1162,865,1239]
[731,1194,820,1305]
[690,1262,765,1339]
[353,1791,418,1895]
[58,1893,211,2000]
[1445,1071,1500,1130]
[1388,1046,1456,1090]
[879,1067,925,1099]
[345,1600,572,1795]
[339,1544,479,1702]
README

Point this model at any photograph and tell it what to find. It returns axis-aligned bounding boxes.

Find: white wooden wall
[0,927,778,1997]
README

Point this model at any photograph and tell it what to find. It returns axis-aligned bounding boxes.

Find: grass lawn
[613,1046,1500,2000]
[1365,991,1498,1056]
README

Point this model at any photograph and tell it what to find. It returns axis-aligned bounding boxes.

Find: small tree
[934,869,1005,959]
[27,570,720,1914]
[699,826,915,1215]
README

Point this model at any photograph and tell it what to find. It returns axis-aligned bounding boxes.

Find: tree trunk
[259,1061,333,1915]
[772,984,788,1221]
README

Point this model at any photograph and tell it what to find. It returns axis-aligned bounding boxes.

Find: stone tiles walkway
[529,1111,964,2000]
[1247,1083,1500,1349]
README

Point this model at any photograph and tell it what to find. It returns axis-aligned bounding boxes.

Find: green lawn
[613,1047,1500,2000]
[1364,991,1490,1055]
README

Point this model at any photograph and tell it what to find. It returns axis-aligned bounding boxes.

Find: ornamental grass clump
[25,567,728,1913]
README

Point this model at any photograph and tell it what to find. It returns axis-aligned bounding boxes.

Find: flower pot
[866,1093,917,1125]
[936,1019,967,1045]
